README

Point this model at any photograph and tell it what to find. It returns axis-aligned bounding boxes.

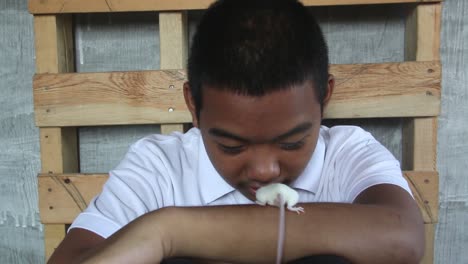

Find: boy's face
[186,82,326,201]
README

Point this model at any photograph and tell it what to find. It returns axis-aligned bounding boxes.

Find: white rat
[255,183,304,264]
[255,183,304,214]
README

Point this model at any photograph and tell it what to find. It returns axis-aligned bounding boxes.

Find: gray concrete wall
[0,1,466,263]
[436,0,468,263]
[0,0,43,262]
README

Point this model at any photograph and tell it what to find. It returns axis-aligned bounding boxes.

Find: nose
[246,148,280,183]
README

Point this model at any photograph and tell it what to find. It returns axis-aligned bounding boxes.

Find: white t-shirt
[69,126,411,239]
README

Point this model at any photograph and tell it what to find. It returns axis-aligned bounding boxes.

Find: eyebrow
[208,122,314,143]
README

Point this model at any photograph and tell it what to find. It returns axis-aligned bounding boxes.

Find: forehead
[199,83,322,139]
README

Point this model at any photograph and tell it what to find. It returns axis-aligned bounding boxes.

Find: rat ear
[183,82,199,127]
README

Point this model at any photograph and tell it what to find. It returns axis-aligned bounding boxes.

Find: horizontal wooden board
[33,61,441,127]
[29,0,443,14]
[38,171,438,224]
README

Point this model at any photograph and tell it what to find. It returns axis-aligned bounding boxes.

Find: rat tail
[276,194,286,264]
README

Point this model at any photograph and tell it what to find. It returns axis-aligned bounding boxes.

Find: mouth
[248,185,261,196]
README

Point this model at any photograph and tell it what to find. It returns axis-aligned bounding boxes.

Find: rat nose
[246,150,280,183]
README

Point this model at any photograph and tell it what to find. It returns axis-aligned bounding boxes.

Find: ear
[323,74,335,108]
[183,82,199,128]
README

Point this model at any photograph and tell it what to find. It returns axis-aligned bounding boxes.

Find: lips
[249,185,261,196]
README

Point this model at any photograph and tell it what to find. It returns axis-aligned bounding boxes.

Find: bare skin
[50,185,423,264]
[48,79,424,263]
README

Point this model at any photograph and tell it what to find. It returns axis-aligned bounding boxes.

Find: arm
[47,228,105,264]
[77,183,424,264]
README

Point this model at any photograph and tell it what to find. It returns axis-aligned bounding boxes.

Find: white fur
[255,183,304,214]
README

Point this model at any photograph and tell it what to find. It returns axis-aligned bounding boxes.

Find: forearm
[76,213,167,264]
[76,200,422,264]
[165,203,422,264]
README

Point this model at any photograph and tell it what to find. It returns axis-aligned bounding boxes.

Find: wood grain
[403,3,441,172]
[405,3,442,61]
[402,117,438,171]
[404,171,439,223]
[403,3,442,264]
[159,12,188,70]
[33,61,441,127]
[39,128,79,174]
[159,12,188,134]
[29,0,443,14]
[33,15,74,74]
[33,14,78,260]
[38,171,438,224]
[422,223,435,264]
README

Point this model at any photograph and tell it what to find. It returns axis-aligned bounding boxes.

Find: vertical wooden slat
[405,3,441,62]
[402,117,438,171]
[161,124,186,135]
[159,12,188,134]
[404,3,442,264]
[39,127,79,174]
[34,15,75,74]
[424,224,436,264]
[34,14,78,261]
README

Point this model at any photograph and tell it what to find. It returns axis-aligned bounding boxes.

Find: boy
[49,0,424,263]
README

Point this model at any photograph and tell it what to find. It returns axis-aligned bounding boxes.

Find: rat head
[184,0,334,201]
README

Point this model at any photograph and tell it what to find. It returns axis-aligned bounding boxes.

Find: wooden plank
[44,225,67,261]
[34,15,74,74]
[40,127,79,174]
[34,14,78,261]
[326,61,440,119]
[39,173,109,223]
[405,3,442,61]
[33,69,188,126]
[403,3,441,172]
[33,61,441,127]
[404,4,441,263]
[29,0,443,14]
[38,171,437,224]
[159,12,188,70]
[159,12,188,134]
[161,124,184,135]
[402,118,438,171]
[421,223,435,264]
[404,171,438,223]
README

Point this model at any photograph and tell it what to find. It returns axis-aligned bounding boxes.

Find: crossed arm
[48,184,424,264]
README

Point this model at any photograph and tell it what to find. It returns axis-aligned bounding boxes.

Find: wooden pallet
[29,0,442,262]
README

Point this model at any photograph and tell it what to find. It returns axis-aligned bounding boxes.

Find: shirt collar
[197,130,325,204]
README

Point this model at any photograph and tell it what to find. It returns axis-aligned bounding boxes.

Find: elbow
[392,238,425,264]
[390,216,425,264]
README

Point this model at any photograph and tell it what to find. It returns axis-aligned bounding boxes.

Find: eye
[218,144,245,154]
[279,134,310,151]
[279,140,305,151]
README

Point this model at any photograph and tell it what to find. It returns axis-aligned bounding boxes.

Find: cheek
[204,142,246,183]
[280,151,311,176]
[280,141,318,178]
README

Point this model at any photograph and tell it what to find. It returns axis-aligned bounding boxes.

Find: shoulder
[130,127,201,155]
[318,126,408,201]
[320,125,394,162]
[121,128,201,169]
[108,127,202,200]
[320,125,378,157]
[320,125,372,144]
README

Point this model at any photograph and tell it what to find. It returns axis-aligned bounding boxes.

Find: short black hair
[188,0,329,118]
